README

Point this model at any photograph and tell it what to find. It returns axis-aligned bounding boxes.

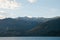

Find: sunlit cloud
[0,11,8,15]
[28,0,37,3]
[0,0,22,9]
[0,11,9,19]
[27,16,33,18]
[0,15,5,19]
[0,11,18,19]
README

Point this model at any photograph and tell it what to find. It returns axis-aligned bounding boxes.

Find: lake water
[0,37,60,40]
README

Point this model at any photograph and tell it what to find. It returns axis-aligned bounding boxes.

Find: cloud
[0,15,5,19]
[27,16,32,18]
[0,11,9,19]
[0,11,18,19]
[0,0,21,9]
[0,11,9,16]
[28,0,37,3]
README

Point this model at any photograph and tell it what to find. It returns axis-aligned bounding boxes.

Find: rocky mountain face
[0,17,49,36]
[26,17,60,36]
[0,17,60,36]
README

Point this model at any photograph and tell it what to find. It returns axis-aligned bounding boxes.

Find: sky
[0,0,60,19]
[0,37,60,40]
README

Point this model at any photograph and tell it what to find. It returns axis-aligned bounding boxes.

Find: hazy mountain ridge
[0,17,60,36]
[26,17,60,36]
[0,17,49,36]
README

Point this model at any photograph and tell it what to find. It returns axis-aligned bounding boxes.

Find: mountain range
[0,17,60,36]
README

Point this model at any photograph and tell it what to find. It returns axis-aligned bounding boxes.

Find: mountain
[0,17,49,36]
[26,17,60,36]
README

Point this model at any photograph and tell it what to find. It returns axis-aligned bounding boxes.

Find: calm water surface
[0,37,60,40]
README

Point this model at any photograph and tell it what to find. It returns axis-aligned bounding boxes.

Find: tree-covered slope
[26,18,60,36]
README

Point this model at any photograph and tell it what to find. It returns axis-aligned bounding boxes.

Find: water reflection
[0,37,60,40]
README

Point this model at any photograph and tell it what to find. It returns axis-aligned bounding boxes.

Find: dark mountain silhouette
[0,17,49,36]
[0,17,60,36]
[26,17,60,36]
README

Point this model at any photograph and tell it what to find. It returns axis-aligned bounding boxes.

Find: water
[0,37,60,40]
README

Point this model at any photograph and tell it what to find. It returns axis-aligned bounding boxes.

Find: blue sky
[0,0,60,19]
